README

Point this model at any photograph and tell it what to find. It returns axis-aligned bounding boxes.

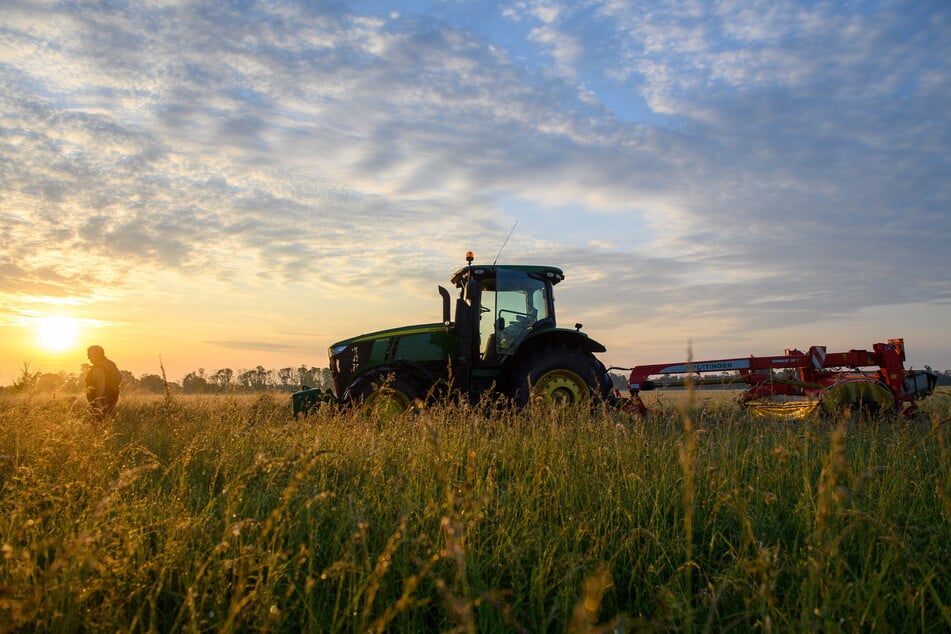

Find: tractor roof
[450,264,564,287]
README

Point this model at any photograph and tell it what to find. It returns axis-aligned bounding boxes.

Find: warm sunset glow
[0,1,948,388]
[35,316,81,353]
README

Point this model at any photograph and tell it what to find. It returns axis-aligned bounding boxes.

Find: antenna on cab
[493,220,518,265]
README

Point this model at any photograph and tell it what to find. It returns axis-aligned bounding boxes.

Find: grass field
[1,388,950,632]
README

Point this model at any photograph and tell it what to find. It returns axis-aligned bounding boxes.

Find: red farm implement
[618,338,937,419]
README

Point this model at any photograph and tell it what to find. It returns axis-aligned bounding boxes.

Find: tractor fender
[385,358,438,384]
[515,328,607,356]
[497,328,608,379]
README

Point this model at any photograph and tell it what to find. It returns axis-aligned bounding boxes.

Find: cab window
[490,270,550,355]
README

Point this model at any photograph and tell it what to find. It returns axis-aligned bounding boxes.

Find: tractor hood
[327,322,457,397]
[330,322,448,349]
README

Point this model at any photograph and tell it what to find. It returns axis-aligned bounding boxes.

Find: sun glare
[36,316,81,353]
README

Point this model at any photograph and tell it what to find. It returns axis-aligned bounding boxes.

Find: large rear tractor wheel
[511,345,612,408]
[344,370,424,420]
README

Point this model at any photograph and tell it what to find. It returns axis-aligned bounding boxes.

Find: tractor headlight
[330,344,348,357]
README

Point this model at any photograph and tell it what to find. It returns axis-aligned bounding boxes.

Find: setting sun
[35,316,81,353]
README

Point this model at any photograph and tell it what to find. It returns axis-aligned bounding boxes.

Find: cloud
[0,0,948,370]
[205,340,296,352]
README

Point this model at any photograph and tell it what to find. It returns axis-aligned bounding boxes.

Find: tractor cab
[445,259,564,384]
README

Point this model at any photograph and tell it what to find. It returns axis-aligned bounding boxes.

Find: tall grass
[1,389,949,632]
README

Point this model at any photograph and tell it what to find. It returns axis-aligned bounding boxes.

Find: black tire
[509,345,612,408]
[343,369,424,419]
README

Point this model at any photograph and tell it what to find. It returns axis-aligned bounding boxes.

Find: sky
[1,0,949,386]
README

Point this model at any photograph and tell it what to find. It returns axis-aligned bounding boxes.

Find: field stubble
[0,388,949,632]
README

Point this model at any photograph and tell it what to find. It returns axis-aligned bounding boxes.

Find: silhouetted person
[85,345,122,416]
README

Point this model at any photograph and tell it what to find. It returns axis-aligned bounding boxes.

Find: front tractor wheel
[512,345,612,408]
[344,371,423,420]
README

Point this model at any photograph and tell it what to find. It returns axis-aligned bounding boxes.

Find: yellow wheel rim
[364,388,412,420]
[532,369,589,406]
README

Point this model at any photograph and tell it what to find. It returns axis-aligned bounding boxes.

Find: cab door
[486,270,552,358]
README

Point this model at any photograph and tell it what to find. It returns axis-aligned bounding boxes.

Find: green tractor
[292,253,613,416]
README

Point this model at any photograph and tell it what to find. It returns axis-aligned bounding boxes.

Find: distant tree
[297,366,320,388]
[33,372,79,393]
[235,367,268,391]
[320,368,333,390]
[210,368,234,392]
[10,363,40,393]
[61,372,83,392]
[236,369,253,391]
[138,374,168,394]
[119,370,138,391]
[608,372,627,390]
[277,367,294,389]
[254,366,270,390]
[182,369,208,394]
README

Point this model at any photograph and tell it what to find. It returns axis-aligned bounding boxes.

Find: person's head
[87,345,105,362]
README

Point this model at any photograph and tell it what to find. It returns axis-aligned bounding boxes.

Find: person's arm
[87,367,106,399]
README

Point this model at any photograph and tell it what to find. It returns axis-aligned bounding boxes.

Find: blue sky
[1,0,949,383]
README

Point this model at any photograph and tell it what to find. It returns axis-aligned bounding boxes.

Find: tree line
[6,364,951,395]
[3,364,335,395]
